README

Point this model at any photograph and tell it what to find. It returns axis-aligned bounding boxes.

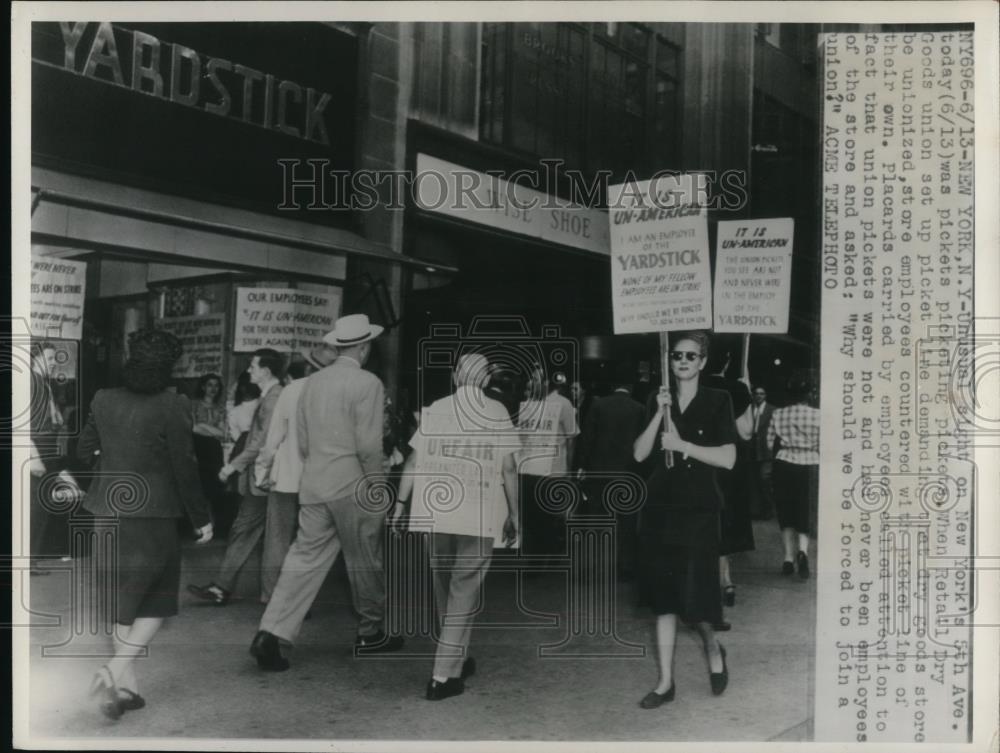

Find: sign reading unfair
[410,409,505,541]
[234,287,341,353]
[608,175,712,334]
[30,256,87,340]
[713,218,794,333]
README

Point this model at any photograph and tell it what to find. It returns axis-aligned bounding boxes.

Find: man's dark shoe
[187,583,230,606]
[250,630,290,671]
[425,677,464,701]
[354,630,405,655]
[712,620,732,632]
[460,657,476,680]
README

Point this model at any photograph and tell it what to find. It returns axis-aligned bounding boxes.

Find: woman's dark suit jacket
[77,388,211,526]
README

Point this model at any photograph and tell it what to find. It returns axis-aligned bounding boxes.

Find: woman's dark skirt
[107,518,182,625]
[772,459,819,538]
[638,508,722,624]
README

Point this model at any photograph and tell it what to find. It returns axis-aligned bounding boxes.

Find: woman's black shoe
[89,666,123,720]
[117,688,146,711]
[796,551,810,580]
[722,585,736,607]
[781,561,795,576]
[710,643,729,696]
[639,683,676,708]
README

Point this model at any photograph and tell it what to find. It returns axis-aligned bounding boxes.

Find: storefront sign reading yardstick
[608,175,712,334]
[713,218,794,333]
[53,22,335,145]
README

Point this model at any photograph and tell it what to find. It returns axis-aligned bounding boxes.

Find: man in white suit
[250,315,402,671]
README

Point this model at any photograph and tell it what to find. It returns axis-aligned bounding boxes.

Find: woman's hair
[195,373,224,403]
[669,330,711,359]
[122,329,183,394]
[787,369,818,403]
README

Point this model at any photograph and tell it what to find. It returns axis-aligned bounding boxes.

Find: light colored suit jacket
[254,377,307,493]
[297,357,384,504]
[230,380,282,497]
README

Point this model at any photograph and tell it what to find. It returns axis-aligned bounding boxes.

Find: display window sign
[153,314,226,378]
[234,286,341,353]
[30,256,86,340]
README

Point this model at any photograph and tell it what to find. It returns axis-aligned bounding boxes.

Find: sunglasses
[669,351,701,362]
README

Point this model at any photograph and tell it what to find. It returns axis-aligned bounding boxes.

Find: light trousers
[260,492,387,644]
[430,532,493,678]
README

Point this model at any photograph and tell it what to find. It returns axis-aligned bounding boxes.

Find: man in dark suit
[748,386,775,520]
[189,348,285,605]
[575,363,645,578]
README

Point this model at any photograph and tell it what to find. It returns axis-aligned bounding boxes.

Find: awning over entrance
[31,167,457,280]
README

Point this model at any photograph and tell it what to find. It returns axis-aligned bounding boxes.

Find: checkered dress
[766,403,820,465]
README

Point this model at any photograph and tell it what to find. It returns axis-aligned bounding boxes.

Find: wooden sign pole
[659,331,674,469]
[741,332,751,381]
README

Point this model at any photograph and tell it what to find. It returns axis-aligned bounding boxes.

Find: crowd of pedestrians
[27,319,820,719]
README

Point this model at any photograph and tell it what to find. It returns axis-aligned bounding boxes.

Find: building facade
[30,20,825,416]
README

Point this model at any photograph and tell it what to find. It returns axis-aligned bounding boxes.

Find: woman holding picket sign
[632,330,737,708]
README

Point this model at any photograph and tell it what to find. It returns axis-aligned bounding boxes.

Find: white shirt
[518,391,579,476]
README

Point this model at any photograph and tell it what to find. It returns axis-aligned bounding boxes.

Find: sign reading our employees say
[713,218,794,333]
[410,409,505,540]
[234,286,341,353]
[608,174,712,334]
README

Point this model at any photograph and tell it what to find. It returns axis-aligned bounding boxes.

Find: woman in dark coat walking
[633,331,737,708]
[77,329,213,719]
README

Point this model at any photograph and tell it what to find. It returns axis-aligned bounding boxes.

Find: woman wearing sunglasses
[633,331,737,708]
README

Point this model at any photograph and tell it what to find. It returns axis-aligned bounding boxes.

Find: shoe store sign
[414,154,611,256]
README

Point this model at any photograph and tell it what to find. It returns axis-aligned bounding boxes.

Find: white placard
[410,408,505,540]
[608,174,712,333]
[154,314,226,378]
[713,218,794,333]
[516,399,565,476]
[30,256,86,340]
[234,286,341,353]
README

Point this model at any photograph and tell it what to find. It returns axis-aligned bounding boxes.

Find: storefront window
[480,22,681,179]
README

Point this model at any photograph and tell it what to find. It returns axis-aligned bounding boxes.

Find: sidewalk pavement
[23,519,816,743]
